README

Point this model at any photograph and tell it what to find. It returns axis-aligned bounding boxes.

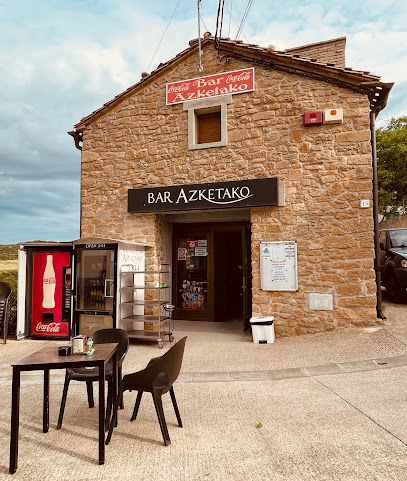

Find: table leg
[98,362,105,465]
[43,369,50,433]
[112,350,118,428]
[9,367,21,474]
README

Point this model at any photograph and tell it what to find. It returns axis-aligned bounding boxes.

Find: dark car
[379,228,407,302]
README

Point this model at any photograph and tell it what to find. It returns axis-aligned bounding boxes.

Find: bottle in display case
[42,255,56,309]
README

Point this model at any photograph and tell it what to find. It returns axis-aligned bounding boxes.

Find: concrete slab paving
[267,367,306,380]
[0,298,406,480]
[230,371,269,381]
[337,359,381,373]
[192,371,231,382]
[313,367,407,446]
[301,363,345,376]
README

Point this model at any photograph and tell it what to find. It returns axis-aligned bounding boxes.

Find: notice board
[260,241,298,291]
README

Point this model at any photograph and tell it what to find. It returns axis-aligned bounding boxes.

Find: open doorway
[172,221,252,330]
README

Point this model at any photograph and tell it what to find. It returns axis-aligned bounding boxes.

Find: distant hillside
[0,241,57,261]
[0,244,19,337]
[0,244,19,261]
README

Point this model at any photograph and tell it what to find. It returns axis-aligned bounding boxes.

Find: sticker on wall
[186,240,198,248]
[178,248,187,261]
[180,280,207,310]
[194,247,207,257]
[198,240,207,246]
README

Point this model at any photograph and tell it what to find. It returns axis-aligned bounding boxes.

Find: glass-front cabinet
[75,244,117,335]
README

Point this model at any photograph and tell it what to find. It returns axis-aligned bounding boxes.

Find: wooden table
[9,343,118,474]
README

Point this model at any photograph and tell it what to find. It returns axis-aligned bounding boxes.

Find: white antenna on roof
[197,0,203,72]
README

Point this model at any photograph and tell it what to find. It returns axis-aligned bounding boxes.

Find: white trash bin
[250,316,275,344]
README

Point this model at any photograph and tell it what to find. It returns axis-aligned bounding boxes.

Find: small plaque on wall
[260,241,298,291]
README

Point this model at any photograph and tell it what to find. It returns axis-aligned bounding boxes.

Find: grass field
[0,260,18,272]
[0,245,19,337]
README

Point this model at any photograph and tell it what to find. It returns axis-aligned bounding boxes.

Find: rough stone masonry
[74,37,385,336]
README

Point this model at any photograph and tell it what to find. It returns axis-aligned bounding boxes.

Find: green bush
[0,270,18,338]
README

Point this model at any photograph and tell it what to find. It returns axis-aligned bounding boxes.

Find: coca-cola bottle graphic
[42,255,56,309]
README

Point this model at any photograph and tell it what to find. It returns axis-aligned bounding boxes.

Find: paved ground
[0,295,406,480]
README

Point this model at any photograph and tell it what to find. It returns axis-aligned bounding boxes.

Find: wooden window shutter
[198,111,221,144]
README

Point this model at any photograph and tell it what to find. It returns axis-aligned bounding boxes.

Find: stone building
[70,35,393,336]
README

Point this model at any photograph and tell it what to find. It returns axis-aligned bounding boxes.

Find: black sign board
[128,178,279,214]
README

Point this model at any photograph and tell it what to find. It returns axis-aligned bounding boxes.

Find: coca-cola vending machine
[16,239,147,341]
[16,244,73,340]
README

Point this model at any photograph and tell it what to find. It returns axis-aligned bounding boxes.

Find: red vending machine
[30,250,72,339]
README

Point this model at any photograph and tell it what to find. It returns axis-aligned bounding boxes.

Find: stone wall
[79,43,380,335]
[286,37,346,67]
[379,213,407,229]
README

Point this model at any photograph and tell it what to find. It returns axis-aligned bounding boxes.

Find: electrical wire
[224,3,249,43]
[198,0,203,72]
[146,0,182,73]
[228,0,232,38]
[197,2,214,35]
[235,0,253,41]
[199,1,247,43]
[214,0,226,56]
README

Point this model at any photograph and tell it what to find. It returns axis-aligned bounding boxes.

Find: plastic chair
[106,336,187,446]
[0,282,12,344]
[56,328,129,430]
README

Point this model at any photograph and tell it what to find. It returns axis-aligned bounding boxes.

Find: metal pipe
[370,110,386,319]
[197,1,203,72]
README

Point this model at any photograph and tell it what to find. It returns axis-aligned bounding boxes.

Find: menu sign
[166,67,255,105]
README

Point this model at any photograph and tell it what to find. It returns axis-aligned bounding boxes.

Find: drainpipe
[370,110,385,319]
[369,82,393,319]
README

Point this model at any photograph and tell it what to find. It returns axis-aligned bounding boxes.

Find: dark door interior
[214,231,243,321]
[173,222,251,326]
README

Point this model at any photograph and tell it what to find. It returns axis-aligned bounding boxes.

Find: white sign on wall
[260,241,298,291]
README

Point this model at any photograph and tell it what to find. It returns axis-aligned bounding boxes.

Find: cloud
[0,0,406,243]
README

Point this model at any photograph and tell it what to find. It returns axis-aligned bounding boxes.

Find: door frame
[172,221,251,325]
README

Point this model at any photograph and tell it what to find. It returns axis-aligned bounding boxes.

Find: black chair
[106,336,187,446]
[0,282,12,344]
[56,328,129,430]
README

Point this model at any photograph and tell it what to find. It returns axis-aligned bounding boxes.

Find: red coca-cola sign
[35,322,62,333]
[166,67,255,105]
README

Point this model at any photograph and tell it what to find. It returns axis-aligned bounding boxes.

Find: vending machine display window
[30,251,72,338]
[76,248,115,312]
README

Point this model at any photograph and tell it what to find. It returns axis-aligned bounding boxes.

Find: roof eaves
[285,36,346,53]
[74,35,385,130]
[74,39,211,129]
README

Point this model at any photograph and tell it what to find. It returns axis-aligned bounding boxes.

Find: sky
[0,0,406,244]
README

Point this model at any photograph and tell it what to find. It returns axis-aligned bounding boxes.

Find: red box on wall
[303,111,323,126]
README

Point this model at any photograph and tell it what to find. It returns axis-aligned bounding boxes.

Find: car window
[389,229,407,247]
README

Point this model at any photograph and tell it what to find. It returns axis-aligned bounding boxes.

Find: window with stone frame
[183,95,232,150]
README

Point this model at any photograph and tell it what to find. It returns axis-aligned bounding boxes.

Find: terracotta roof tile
[74,35,388,128]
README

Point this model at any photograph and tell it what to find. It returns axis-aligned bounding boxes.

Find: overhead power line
[146,0,182,73]
[214,0,226,54]
[235,0,253,41]
[224,3,249,43]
